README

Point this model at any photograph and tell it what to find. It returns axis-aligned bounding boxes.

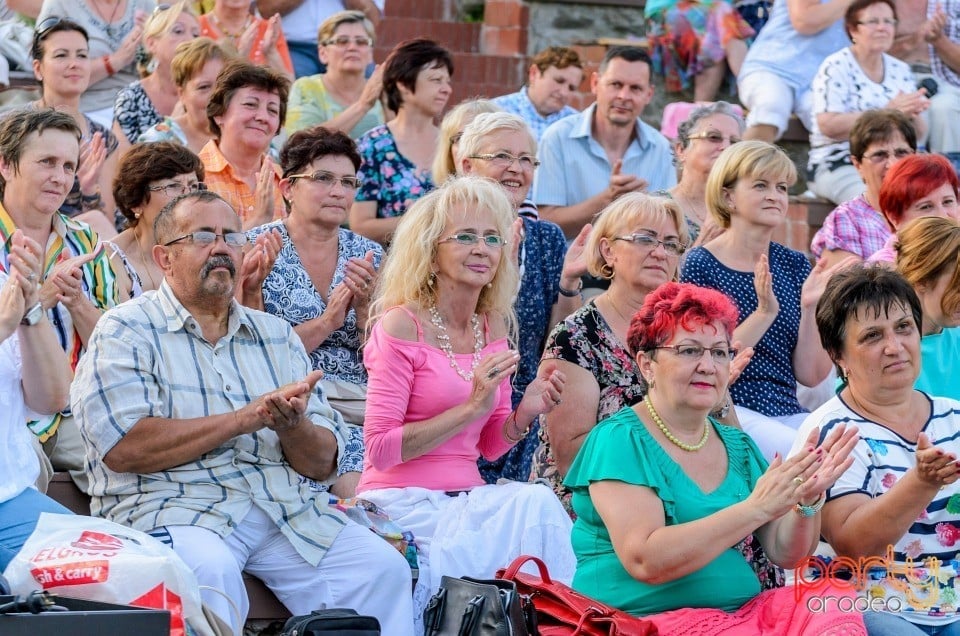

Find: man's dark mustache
[201,256,236,278]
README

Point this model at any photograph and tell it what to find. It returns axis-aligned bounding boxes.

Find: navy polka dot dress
[681,243,811,417]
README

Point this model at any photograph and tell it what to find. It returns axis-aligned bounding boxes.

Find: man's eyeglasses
[653,345,737,363]
[439,232,506,248]
[287,170,361,190]
[469,152,541,170]
[322,36,374,47]
[163,231,248,248]
[862,148,913,164]
[687,131,741,145]
[147,181,207,198]
[613,233,686,256]
[857,18,898,27]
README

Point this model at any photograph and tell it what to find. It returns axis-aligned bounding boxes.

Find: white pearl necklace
[428,305,484,381]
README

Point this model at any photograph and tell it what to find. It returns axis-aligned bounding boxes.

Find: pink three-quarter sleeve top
[356,307,515,492]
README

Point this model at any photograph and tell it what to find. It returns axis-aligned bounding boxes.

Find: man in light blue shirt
[533,46,676,239]
[493,46,583,142]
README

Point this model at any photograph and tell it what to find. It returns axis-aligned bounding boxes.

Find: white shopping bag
[3,513,216,636]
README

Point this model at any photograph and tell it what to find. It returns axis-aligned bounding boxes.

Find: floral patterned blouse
[247,221,383,385]
[532,300,646,503]
[355,125,434,219]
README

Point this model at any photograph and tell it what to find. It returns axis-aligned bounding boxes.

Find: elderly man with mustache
[71,189,415,635]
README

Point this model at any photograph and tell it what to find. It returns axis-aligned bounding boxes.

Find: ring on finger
[793,477,804,486]
[487,367,501,379]
[554,399,562,406]
[365,275,372,284]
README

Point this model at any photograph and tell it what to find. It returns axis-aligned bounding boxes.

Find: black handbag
[423,575,537,636]
[281,608,380,635]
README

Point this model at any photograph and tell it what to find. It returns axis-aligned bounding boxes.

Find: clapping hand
[237,228,282,300]
[748,424,858,521]
[517,361,566,421]
[246,369,324,433]
[915,432,960,488]
[39,250,98,311]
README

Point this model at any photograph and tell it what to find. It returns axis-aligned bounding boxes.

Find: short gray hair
[675,101,745,150]
[454,112,536,169]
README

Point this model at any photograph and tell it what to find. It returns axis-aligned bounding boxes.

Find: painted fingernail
[816,448,824,455]
[807,446,815,453]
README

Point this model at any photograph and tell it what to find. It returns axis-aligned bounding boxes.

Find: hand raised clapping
[915,432,960,488]
[747,424,859,521]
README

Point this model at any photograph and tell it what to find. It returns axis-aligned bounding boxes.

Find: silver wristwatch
[20,302,43,326]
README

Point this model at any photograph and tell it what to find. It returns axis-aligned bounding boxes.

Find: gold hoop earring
[600,262,614,279]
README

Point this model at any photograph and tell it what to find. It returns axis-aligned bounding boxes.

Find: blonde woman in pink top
[356,176,576,631]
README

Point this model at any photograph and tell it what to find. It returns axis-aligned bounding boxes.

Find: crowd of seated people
[5,1,960,634]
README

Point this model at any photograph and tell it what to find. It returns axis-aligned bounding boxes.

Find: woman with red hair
[564,281,864,633]
[868,153,960,263]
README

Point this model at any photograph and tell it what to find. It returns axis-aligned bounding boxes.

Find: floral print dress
[355,125,434,220]
[532,300,647,506]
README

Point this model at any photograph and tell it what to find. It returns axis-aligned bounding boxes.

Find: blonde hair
[317,10,375,43]
[896,215,960,317]
[455,112,536,168]
[705,140,797,229]
[370,176,519,338]
[432,98,501,184]
[140,1,195,75]
[171,37,230,87]
[586,192,688,278]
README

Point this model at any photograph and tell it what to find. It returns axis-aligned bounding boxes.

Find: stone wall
[526,2,646,56]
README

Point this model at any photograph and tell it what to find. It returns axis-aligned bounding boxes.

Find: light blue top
[738,0,849,90]
[493,88,578,142]
[532,104,676,209]
[917,327,960,401]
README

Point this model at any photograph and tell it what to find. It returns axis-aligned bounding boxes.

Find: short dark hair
[599,46,652,74]
[154,189,234,246]
[849,110,917,161]
[113,142,205,225]
[0,108,80,198]
[206,59,290,140]
[280,126,361,178]
[381,38,453,113]
[815,264,921,376]
[845,0,897,39]
[31,17,88,62]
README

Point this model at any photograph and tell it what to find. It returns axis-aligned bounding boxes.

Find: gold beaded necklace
[644,393,709,452]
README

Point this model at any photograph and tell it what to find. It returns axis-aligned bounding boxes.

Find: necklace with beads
[644,393,710,452]
[428,305,484,381]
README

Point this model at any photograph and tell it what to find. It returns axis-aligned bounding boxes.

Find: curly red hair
[627,282,739,355]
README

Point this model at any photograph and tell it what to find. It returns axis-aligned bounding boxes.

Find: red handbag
[495,556,658,636]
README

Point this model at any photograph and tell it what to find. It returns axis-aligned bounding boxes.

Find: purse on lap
[281,608,380,635]
[496,556,658,636]
[423,575,536,636]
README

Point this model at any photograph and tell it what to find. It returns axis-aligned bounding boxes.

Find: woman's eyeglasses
[862,148,913,164]
[439,232,506,248]
[857,18,898,27]
[147,182,207,198]
[468,152,541,170]
[653,345,737,363]
[613,233,686,256]
[688,131,740,145]
[322,36,374,47]
[287,170,361,190]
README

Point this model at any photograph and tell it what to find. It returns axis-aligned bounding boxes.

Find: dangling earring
[600,262,614,279]
[427,271,436,286]
[646,377,655,389]
[485,282,492,288]
[146,57,158,75]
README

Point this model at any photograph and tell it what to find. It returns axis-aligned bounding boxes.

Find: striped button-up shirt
[72,282,350,566]
[0,203,119,440]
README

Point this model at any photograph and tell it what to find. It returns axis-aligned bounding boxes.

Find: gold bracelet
[503,412,529,443]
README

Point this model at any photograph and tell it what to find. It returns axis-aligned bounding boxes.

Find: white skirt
[361,481,575,634]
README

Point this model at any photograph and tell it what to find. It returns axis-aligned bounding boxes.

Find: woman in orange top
[198,0,293,80]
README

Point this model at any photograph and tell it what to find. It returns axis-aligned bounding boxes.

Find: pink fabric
[356,310,514,493]
[660,101,745,140]
[645,583,866,636]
